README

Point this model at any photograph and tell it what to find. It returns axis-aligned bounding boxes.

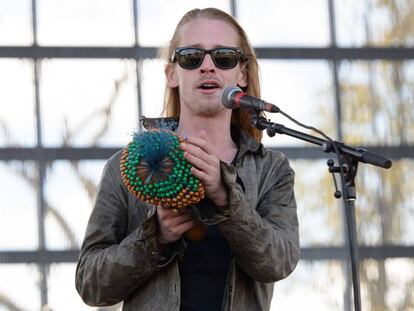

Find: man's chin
[187,102,225,117]
[196,106,225,117]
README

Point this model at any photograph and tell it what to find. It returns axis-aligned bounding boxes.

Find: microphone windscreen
[221,86,242,109]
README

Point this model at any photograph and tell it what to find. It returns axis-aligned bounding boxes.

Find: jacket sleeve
[218,153,300,283]
[75,158,182,306]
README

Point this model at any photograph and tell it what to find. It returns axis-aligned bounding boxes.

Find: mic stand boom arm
[252,115,391,169]
[251,115,392,311]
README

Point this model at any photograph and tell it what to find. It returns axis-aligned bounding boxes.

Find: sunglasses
[172,47,246,70]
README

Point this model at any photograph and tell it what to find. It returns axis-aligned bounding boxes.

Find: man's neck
[177,110,237,162]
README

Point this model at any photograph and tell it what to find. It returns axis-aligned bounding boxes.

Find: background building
[0,0,413,310]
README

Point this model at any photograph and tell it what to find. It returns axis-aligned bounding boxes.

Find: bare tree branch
[0,292,24,311]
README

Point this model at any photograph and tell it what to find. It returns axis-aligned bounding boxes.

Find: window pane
[140,59,165,118]
[291,160,343,246]
[37,0,134,46]
[360,259,414,310]
[40,59,138,147]
[339,60,414,146]
[335,0,414,47]
[271,261,345,310]
[48,263,123,310]
[260,60,335,147]
[238,0,330,47]
[0,0,33,45]
[272,259,414,310]
[137,0,230,46]
[44,160,105,250]
[0,264,40,310]
[292,158,414,247]
[355,160,414,246]
[0,161,38,250]
[0,59,36,147]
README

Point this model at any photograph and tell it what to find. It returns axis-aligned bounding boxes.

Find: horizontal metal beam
[255,47,414,60]
[301,245,414,260]
[0,46,158,59]
[0,250,79,264]
[1,245,413,264]
[1,46,414,60]
[0,147,121,161]
[0,146,412,161]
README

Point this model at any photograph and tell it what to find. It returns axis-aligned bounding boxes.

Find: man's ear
[236,63,248,88]
[165,63,179,88]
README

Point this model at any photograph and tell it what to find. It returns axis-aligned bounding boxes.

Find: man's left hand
[180,130,228,206]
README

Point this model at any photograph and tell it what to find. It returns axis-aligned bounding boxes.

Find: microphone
[221,86,280,113]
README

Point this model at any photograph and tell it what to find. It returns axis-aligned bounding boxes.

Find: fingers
[181,130,215,157]
[157,206,191,223]
[183,150,212,173]
[189,165,209,181]
[178,131,228,207]
[180,132,220,172]
[157,207,195,244]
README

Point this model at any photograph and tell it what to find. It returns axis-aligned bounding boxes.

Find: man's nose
[199,54,215,72]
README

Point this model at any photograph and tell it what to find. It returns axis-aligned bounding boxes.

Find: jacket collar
[237,129,265,157]
[141,116,265,157]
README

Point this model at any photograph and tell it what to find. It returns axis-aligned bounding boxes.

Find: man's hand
[180,130,229,206]
[157,207,195,244]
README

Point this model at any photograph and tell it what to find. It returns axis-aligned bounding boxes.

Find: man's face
[166,18,247,117]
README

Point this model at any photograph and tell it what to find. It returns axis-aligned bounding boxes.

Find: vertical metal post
[230,0,237,17]
[32,0,49,309]
[133,0,144,129]
[327,1,352,311]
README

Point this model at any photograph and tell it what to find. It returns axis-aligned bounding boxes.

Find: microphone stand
[250,114,392,311]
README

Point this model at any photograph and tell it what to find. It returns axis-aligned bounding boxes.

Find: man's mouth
[198,81,220,90]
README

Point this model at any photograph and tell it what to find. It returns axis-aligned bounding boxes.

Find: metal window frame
[0,0,413,310]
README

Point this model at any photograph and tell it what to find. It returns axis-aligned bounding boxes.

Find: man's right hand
[156,206,195,244]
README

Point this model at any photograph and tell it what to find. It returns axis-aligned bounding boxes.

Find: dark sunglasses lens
[213,49,240,69]
[178,49,203,69]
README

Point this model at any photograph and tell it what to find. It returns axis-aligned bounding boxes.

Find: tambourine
[120,129,207,240]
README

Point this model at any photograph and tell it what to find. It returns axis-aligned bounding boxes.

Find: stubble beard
[183,98,225,117]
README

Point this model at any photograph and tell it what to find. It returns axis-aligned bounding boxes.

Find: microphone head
[221,86,242,109]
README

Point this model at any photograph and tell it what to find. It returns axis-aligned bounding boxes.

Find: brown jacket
[75,127,300,311]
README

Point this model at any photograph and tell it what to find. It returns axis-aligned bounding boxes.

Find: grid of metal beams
[0,0,413,309]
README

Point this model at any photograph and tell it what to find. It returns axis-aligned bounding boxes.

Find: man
[76,7,299,311]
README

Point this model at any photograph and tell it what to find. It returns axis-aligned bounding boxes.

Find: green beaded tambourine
[120,129,205,209]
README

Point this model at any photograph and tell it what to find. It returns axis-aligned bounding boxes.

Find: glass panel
[137,0,230,46]
[140,59,166,118]
[260,60,335,147]
[272,259,414,310]
[44,160,105,250]
[0,59,36,147]
[238,0,330,47]
[291,158,413,247]
[339,60,414,146]
[335,0,414,47]
[360,258,414,310]
[291,160,344,246]
[271,261,345,310]
[0,264,40,310]
[355,159,414,246]
[40,59,138,147]
[0,0,33,45]
[37,0,134,46]
[48,263,123,310]
[0,161,37,250]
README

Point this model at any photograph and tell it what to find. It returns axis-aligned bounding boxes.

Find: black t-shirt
[179,224,232,311]
[179,149,238,311]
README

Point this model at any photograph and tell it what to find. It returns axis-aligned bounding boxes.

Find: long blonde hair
[161,8,263,142]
